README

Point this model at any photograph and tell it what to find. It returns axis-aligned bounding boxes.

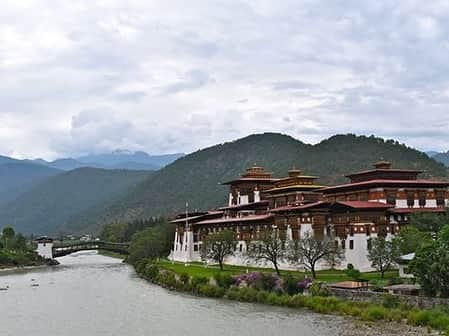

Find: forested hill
[433,151,449,167]
[0,168,153,235]
[65,133,449,232]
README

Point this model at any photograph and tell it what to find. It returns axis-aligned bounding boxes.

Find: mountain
[64,133,449,232]
[0,168,153,235]
[77,151,184,169]
[432,151,449,167]
[426,151,439,157]
[33,151,184,171]
[0,159,61,206]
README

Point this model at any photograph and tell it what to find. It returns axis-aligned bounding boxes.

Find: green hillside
[433,151,449,167]
[0,168,153,235]
[66,133,449,231]
[0,162,61,206]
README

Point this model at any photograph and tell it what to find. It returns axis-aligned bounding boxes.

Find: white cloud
[0,0,449,159]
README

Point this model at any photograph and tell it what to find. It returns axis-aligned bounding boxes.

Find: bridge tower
[35,236,54,259]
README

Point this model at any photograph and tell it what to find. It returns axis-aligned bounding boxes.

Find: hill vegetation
[66,133,449,231]
[433,151,449,167]
[0,168,153,235]
[0,161,61,206]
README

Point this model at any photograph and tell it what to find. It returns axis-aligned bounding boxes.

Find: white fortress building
[171,162,449,271]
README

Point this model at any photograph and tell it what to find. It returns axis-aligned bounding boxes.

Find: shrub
[266,292,281,305]
[309,282,330,297]
[283,274,304,295]
[157,271,178,288]
[361,306,389,321]
[382,294,400,309]
[198,284,226,298]
[290,294,306,308]
[191,276,209,289]
[143,263,159,280]
[345,264,361,280]
[256,290,269,303]
[225,287,241,301]
[238,286,259,302]
[214,273,233,289]
[179,272,190,285]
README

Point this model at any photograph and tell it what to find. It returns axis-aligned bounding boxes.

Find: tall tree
[410,225,449,298]
[367,237,400,278]
[246,228,287,275]
[2,226,15,250]
[393,226,432,255]
[410,211,449,239]
[128,226,165,265]
[201,229,236,270]
[288,232,343,279]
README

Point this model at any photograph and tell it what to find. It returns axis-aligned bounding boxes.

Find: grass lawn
[156,259,397,284]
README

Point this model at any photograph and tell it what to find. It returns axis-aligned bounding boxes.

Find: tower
[35,236,54,259]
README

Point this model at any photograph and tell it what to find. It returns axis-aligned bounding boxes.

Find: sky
[1,0,449,160]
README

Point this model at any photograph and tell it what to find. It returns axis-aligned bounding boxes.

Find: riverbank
[133,259,449,335]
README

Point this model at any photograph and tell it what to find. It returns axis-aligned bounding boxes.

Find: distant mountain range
[29,151,185,171]
[0,150,183,217]
[427,151,449,167]
[1,134,447,236]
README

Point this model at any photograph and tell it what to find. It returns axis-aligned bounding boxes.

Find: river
[0,251,363,336]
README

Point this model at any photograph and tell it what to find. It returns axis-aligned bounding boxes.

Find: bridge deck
[52,241,130,258]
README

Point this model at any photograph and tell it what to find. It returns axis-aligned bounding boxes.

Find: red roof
[320,179,449,193]
[345,168,423,178]
[389,207,447,214]
[335,201,394,210]
[195,214,273,225]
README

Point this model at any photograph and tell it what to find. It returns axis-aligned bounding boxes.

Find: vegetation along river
[0,252,429,336]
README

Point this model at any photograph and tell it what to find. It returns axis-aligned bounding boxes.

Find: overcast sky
[1,1,449,159]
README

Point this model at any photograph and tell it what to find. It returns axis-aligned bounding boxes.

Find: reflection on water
[0,251,340,336]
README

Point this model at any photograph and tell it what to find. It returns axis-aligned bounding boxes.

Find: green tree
[246,229,287,275]
[200,230,236,270]
[288,232,343,279]
[410,225,449,297]
[128,227,165,265]
[367,237,400,278]
[393,226,432,255]
[410,211,449,239]
[2,226,15,250]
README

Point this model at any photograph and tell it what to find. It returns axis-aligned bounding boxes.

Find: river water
[0,251,344,336]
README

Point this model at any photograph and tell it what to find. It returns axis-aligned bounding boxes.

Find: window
[386,192,396,205]
[349,240,354,250]
[418,192,426,207]
[436,192,445,207]
[341,239,346,249]
[239,244,243,252]
[194,245,198,252]
[407,192,414,208]
[367,239,372,250]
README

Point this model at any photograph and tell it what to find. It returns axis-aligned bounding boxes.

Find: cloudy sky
[1,0,449,159]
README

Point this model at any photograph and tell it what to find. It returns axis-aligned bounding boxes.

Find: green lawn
[156,260,398,284]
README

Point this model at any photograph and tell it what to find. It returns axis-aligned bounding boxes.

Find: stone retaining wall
[329,288,449,309]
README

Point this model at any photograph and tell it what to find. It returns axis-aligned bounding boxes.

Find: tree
[288,232,343,279]
[246,228,287,275]
[2,226,15,250]
[201,230,236,270]
[393,226,431,255]
[410,225,449,297]
[128,226,165,265]
[367,237,400,278]
[410,211,449,239]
